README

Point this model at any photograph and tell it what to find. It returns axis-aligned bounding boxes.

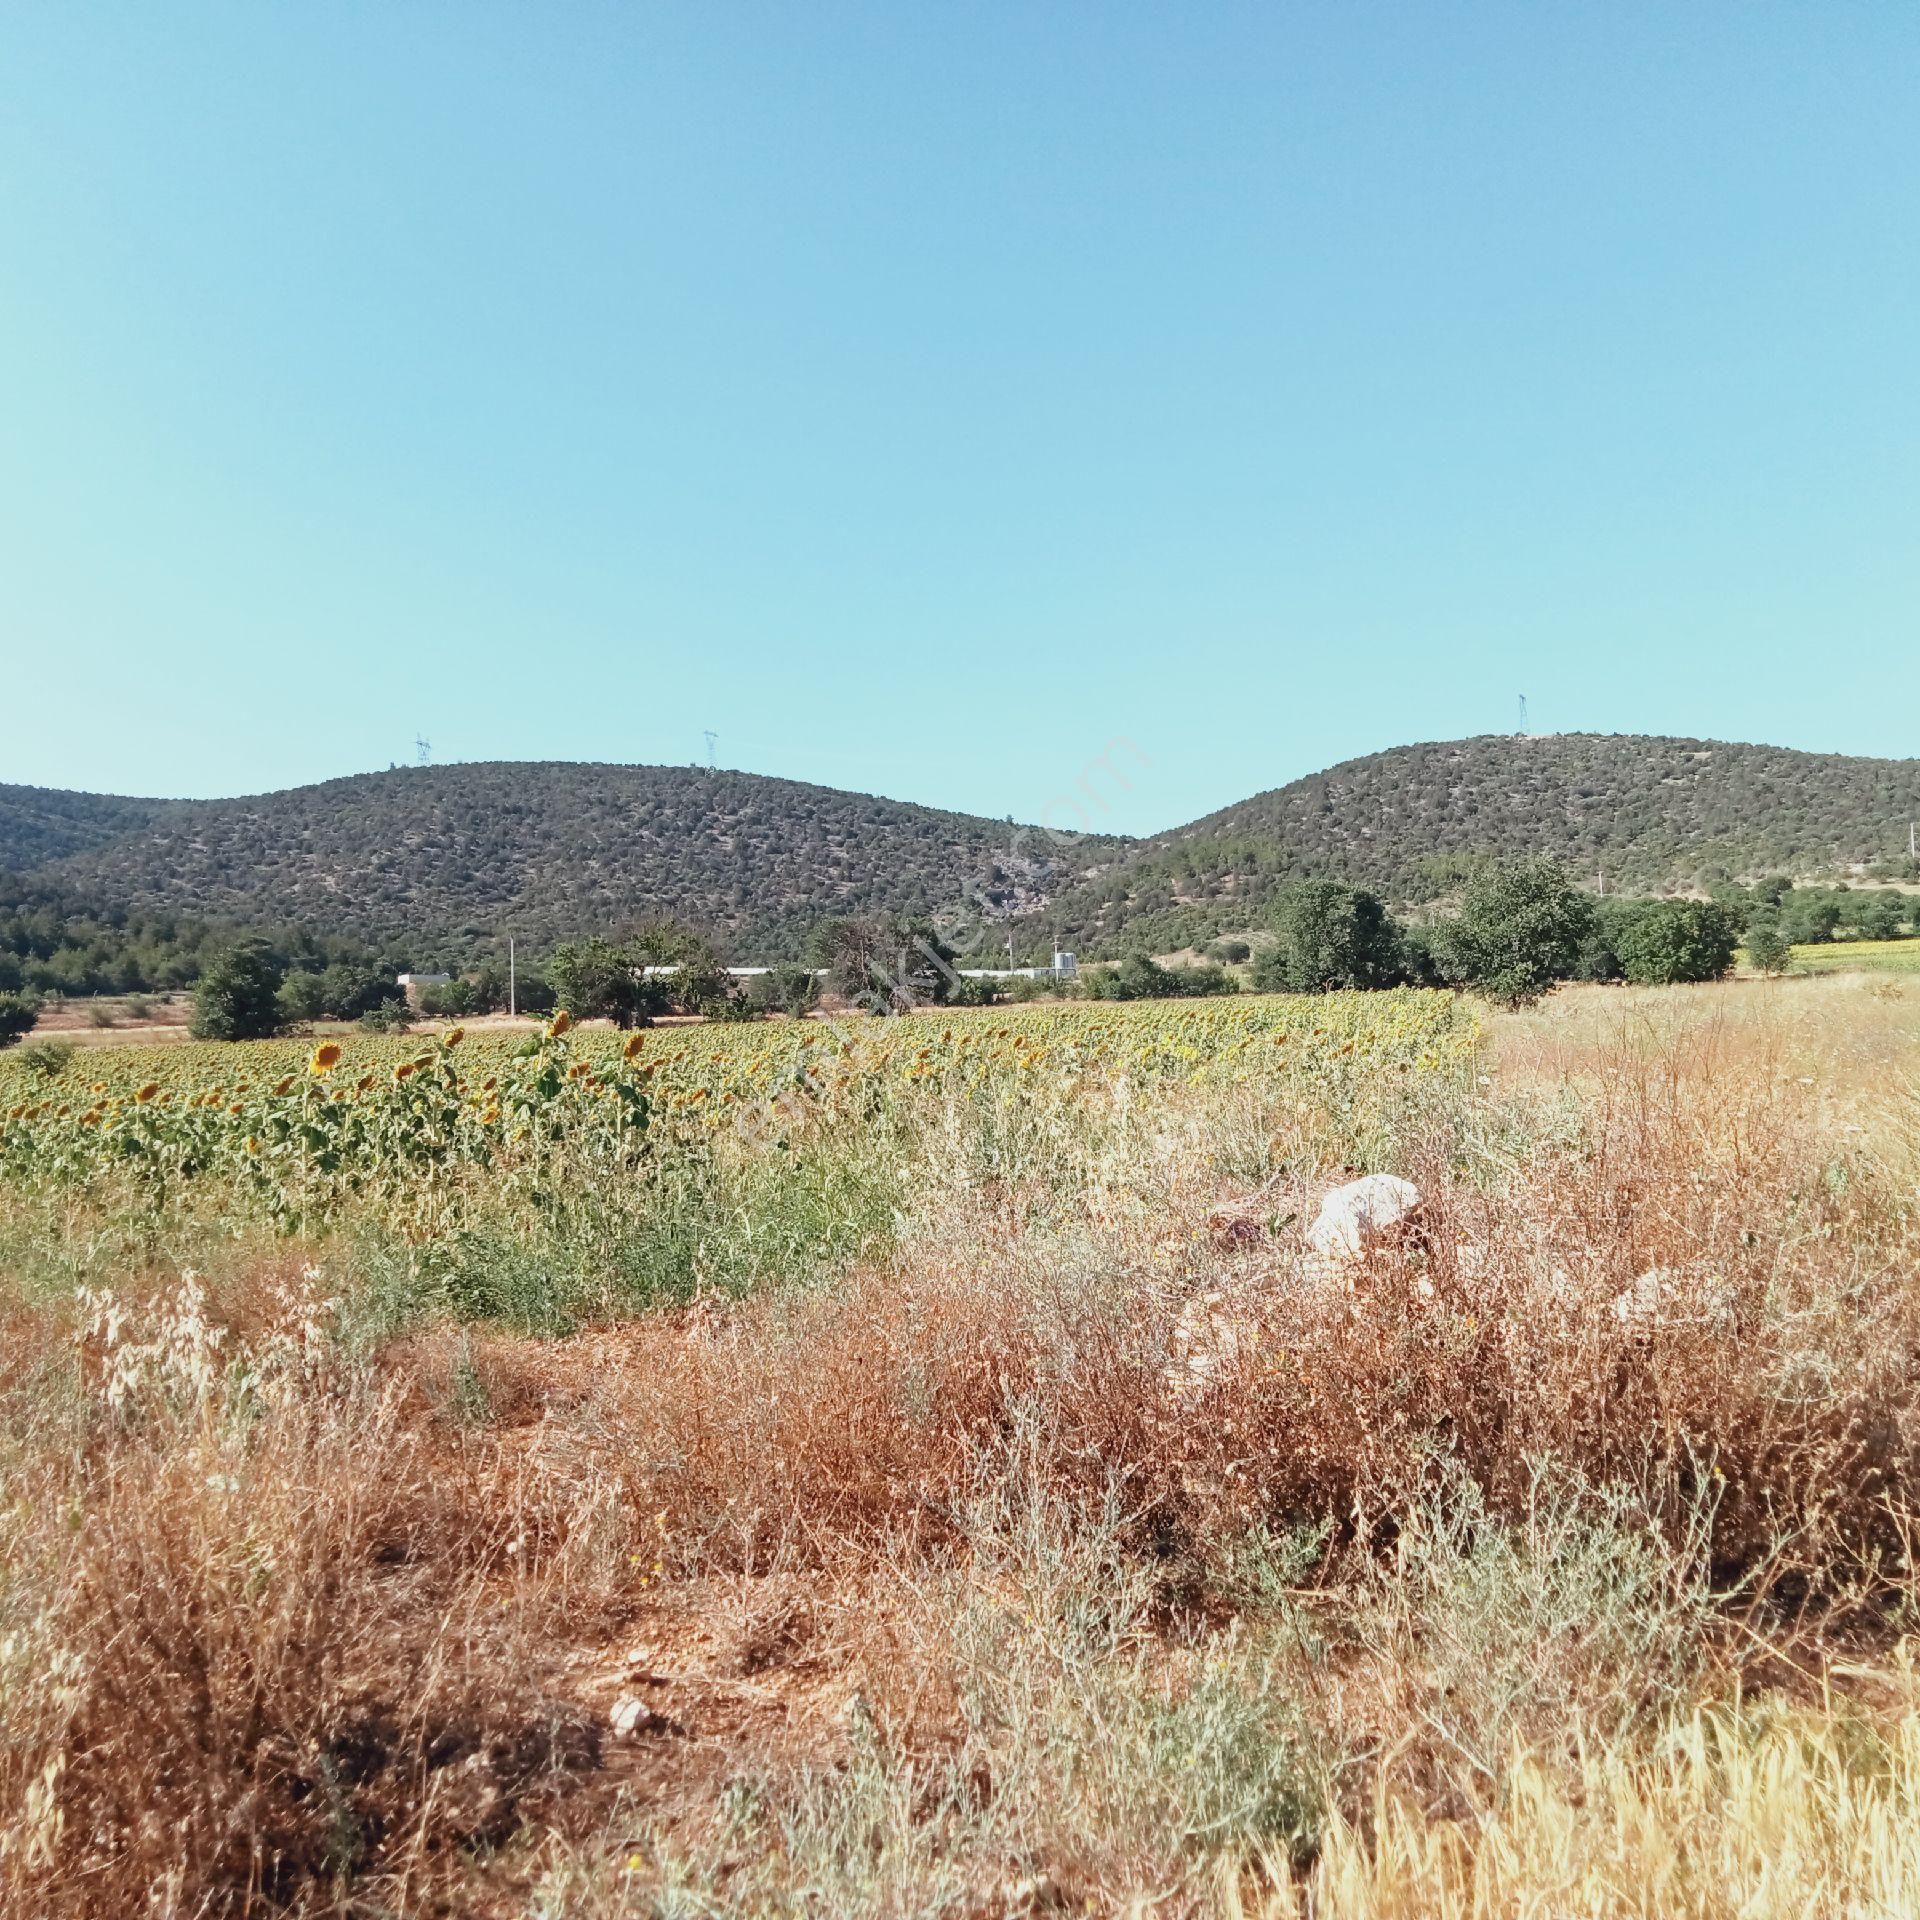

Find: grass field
[3,977,1919,1915]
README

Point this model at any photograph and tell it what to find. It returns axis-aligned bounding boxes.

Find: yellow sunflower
[443,1026,465,1049]
[622,1032,647,1061]
[547,1009,573,1038]
[134,1082,161,1104]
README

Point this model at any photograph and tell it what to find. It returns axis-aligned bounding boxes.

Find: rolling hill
[1043,734,1920,954]
[1,764,1125,962]
[7,736,1917,965]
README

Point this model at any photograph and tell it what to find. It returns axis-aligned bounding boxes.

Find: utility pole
[508,936,516,1019]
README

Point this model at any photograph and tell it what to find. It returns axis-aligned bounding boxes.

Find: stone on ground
[1305,1173,1423,1259]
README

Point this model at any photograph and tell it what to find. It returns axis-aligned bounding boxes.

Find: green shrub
[11,1037,73,1080]
[318,962,406,1021]
[1393,923,1446,987]
[1780,890,1842,945]
[276,970,328,1023]
[509,969,556,1015]
[945,974,1002,1007]
[416,980,477,1018]
[1745,917,1792,974]
[1571,921,1626,982]
[1089,955,1237,1000]
[0,991,39,1050]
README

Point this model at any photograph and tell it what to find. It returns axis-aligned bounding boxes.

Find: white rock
[1305,1174,1423,1259]
[609,1695,657,1738]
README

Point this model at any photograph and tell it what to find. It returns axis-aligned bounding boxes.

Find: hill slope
[0,785,172,868]
[8,763,1121,961]
[1044,735,1920,953]
[11,737,1918,965]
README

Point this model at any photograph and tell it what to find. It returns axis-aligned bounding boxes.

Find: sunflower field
[0,992,1477,1261]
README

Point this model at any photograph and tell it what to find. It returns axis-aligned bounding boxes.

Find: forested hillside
[8,737,1916,966]
[1043,735,1920,954]
[6,763,1121,961]
[0,785,170,867]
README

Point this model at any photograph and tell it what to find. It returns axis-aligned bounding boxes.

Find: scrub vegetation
[1,975,1919,1915]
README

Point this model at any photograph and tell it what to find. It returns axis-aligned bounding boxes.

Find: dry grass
[0,1274,608,1917]
[3,974,1920,1914]
[1286,1688,1920,1918]
[515,993,1919,1590]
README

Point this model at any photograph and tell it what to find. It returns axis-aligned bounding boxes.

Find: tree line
[1094,862,1913,1008]
[2,861,1914,1050]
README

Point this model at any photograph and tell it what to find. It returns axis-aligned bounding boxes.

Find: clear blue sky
[3,3,1915,836]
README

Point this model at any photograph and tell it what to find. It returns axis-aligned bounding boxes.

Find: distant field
[1788,937,1920,974]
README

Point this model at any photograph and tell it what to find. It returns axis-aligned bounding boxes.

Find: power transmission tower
[1517,694,1529,737]
[415,735,432,766]
[704,730,718,771]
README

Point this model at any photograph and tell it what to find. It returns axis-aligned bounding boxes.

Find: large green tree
[547,936,662,1029]
[189,939,286,1040]
[1429,858,1596,1008]
[1253,882,1401,992]
[548,925,743,1027]
[811,914,959,1013]
[1612,900,1740,985]
[627,923,744,1020]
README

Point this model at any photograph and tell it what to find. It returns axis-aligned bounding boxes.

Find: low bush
[1090,955,1239,999]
